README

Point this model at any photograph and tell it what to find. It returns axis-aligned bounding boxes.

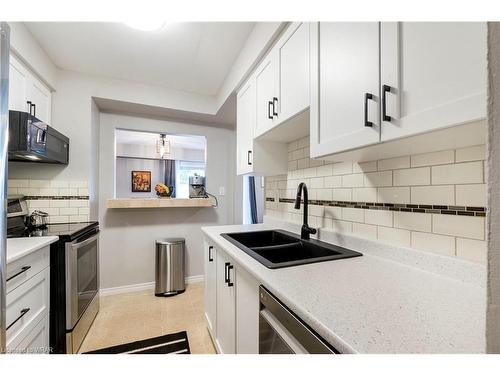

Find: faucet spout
[294,182,317,240]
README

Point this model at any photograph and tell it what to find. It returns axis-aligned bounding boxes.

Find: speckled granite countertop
[202,221,486,354]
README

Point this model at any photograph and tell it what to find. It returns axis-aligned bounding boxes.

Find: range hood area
[8,110,69,164]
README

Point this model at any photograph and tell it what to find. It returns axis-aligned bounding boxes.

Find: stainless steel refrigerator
[0,22,10,354]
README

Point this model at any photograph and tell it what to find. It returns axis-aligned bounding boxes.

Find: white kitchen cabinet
[310,22,380,158]
[310,22,487,159]
[13,314,50,354]
[236,79,256,175]
[235,265,260,354]
[276,22,310,124]
[203,240,217,338]
[380,22,487,141]
[8,54,52,123]
[215,250,236,354]
[254,52,279,136]
[236,74,288,177]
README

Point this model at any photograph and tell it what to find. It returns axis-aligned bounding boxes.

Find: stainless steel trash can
[155,238,186,296]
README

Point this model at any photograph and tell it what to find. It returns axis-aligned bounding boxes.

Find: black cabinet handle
[31,103,36,118]
[268,101,273,120]
[6,265,31,282]
[7,308,30,331]
[247,150,252,166]
[26,101,32,115]
[208,246,213,262]
[382,85,392,122]
[224,262,230,283]
[227,264,234,287]
[364,93,373,127]
[272,97,278,116]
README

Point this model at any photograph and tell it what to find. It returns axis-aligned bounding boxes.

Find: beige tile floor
[79,282,216,354]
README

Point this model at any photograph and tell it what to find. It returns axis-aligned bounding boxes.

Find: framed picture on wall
[131,170,151,192]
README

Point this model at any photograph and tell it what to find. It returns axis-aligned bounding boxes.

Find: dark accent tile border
[25,195,90,200]
[270,198,487,217]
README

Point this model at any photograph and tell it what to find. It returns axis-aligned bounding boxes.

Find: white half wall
[98,113,237,289]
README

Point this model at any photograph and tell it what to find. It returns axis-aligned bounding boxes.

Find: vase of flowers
[155,183,173,198]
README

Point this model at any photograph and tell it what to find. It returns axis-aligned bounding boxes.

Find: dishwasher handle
[259,286,338,354]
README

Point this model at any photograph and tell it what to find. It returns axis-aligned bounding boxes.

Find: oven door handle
[70,232,99,250]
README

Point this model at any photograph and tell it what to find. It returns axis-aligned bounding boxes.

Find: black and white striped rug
[83,331,190,354]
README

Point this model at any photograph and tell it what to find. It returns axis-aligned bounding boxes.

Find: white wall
[98,113,236,289]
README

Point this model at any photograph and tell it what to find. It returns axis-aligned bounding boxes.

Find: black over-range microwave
[8,110,69,164]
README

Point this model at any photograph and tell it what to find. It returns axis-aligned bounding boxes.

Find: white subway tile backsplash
[49,215,69,224]
[411,150,455,167]
[70,200,89,207]
[456,238,487,264]
[411,232,455,256]
[377,187,410,204]
[267,137,487,262]
[39,188,60,196]
[377,227,411,247]
[364,171,392,187]
[433,214,485,240]
[352,223,377,239]
[69,181,88,188]
[316,164,333,177]
[309,177,324,189]
[455,145,486,163]
[353,161,377,173]
[330,219,353,233]
[342,207,364,223]
[378,156,410,171]
[331,162,353,176]
[341,174,364,188]
[365,209,393,227]
[352,188,378,203]
[411,185,455,206]
[317,189,333,201]
[332,188,352,201]
[394,211,432,232]
[60,207,78,215]
[324,176,342,188]
[455,184,487,207]
[8,179,29,188]
[393,167,430,186]
[50,180,69,188]
[29,180,51,188]
[432,161,483,185]
[59,188,78,196]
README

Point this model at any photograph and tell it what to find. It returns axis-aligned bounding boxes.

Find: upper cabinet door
[28,78,52,123]
[9,55,30,113]
[276,22,310,123]
[310,22,380,158]
[254,52,278,137]
[236,78,256,175]
[380,22,487,142]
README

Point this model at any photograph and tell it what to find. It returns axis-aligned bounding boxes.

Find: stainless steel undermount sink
[220,229,362,269]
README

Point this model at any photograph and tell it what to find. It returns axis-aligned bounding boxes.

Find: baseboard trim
[100,275,204,296]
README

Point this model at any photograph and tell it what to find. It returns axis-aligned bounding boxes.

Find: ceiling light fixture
[156,134,170,159]
[124,20,166,32]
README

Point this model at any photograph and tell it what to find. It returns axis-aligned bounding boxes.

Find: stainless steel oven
[65,229,99,353]
[259,286,337,354]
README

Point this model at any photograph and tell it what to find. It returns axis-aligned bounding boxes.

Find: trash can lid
[156,238,185,245]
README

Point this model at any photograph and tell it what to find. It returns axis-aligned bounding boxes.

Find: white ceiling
[25,22,255,96]
[115,129,206,150]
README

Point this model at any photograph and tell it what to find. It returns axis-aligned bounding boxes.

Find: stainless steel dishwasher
[259,286,338,354]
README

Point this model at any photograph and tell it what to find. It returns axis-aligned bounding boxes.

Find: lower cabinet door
[12,313,50,354]
[235,266,260,354]
[204,240,217,336]
[215,252,236,354]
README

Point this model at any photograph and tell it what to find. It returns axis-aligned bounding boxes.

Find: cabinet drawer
[6,267,50,349]
[6,245,50,293]
[10,313,50,354]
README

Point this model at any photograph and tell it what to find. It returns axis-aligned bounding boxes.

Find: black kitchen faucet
[294,182,317,240]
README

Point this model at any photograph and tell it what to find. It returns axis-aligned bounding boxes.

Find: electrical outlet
[219,186,225,196]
